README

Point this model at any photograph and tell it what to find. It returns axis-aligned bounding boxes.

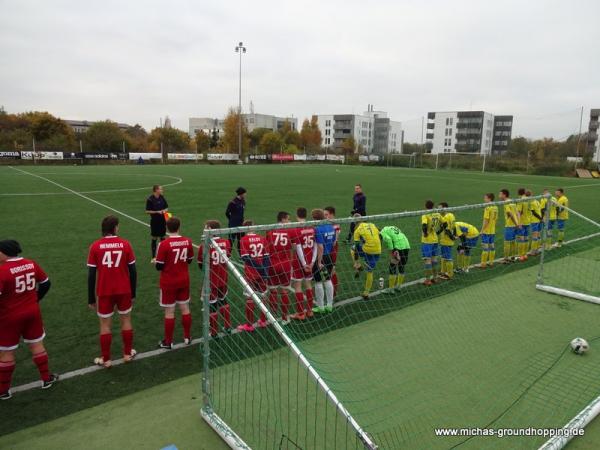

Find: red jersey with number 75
[240,233,269,279]
[0,257,48,317]
[266,228,294,263]
[198,237,231,288]
[87,236,136,297]
[156,235,194,290]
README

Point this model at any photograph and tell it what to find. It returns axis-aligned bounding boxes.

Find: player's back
[421,213,441,243]
[557,196,569,219]
[0,257,47,316]
[439,213,456,245]
[518,197,530,225]
[355,223,381,254]
[503,202,518,227]
[315,224,337,255]
[241,233,268,268]
[482,205,498,234]
[87,236,135,296]
[157,235,194,288]
[291,227,315,262]
[200,237,231,286]
[455,222,479,238]
[529,199,542,223]
[266,228,294,262]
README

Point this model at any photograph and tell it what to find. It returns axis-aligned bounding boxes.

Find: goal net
[200,196,600,449]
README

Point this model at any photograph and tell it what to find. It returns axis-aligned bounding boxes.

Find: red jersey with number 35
[198,237,231,287]
[156,235,194,290]
[290,227,316,266]
[240,233,269,279]
[87,236,136,297]
[266,228,293,264]
[0,257,48,317]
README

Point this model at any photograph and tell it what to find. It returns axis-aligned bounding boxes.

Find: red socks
[181,313,192,340]
[164,318,175,344]
[0,360,15,393]
[121,329,134,356]
[295,292,305,313]
[100,333,112,362]
[245,299,255,324]
[32,351,50,382]
[332,272,338,296]
[219,304,231,329]
[281,291,289,320]
[305,289,314,311]
[269,291,278,314]
[209,312,218,336]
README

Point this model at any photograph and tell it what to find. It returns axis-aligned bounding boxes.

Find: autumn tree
[249,127,271,149]
[195,130,211,153]
[341,137,357,156]
[148,126,191,155]
[124,124,148,152]
[300,117,322,153]
[259,132,283,154]
[83,121,126,152]
[222,107,250,154]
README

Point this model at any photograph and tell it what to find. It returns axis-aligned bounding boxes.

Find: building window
[325,120,331,127]
[325,138,330,145]
[325,129,331,136]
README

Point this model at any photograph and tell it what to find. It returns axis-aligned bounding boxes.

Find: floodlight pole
[235,42,247,159]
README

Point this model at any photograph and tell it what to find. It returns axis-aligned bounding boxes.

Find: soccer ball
[570,337,589,355]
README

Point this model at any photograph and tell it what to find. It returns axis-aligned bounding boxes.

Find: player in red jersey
[324,206,340,296]
[198,220,232,337]
[87,216,137,368]
[266,212,293,323]
[155,217,194,349]
[237,220,271,332]
[289,208,316,320]
[0,240,57,400]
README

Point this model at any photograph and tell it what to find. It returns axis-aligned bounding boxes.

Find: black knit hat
[236,187,247,195]
[0,240,22,257]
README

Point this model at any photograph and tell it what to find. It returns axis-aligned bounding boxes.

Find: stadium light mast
[235,41,247,159]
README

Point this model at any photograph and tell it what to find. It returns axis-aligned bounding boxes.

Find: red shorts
[245,275,268,296]
[159,286,190,307]
[0,305,45,350]
[207,284,228,302]
[268,260,292,288]
[291,259,313,281]
[97,294,133,318]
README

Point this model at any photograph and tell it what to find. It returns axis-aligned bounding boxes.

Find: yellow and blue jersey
[454,222,480,239]
[529,199,542,224]
[556,196,569,220]
[353,222,381,255]
[503,202,519,228]
[439,213,456,246]
[481,205,498,235]
[540,196,557,220]
[421,212,442,244]
[517,196,530,226]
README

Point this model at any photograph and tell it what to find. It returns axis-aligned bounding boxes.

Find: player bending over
[421,200,441,285]
[155,217,194,349]
[437,202,456,280]
[199,220,232,337]
[87,216,137,368]
[324,207,340,296]
[289,208,316,320]
[555,188,569,247]
[453,221,480,273]
[266,212,294,323]
[351,214,382,299]
[379,226,410,290]
[540,189,557,249]
[312,209,337,313]
[0,240,56,400]
[526,190,543,256]
[499,189,519,263]
[237,221,271,332]
[480,193,498,268]
[516,188,530,261]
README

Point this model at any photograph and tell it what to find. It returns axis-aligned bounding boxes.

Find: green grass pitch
[0,164,599,448]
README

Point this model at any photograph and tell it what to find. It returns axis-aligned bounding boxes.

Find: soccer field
[1,163,600,448]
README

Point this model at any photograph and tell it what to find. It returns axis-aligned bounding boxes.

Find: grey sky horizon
[1,0,598,143]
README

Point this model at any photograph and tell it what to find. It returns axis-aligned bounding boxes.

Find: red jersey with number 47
[266,228,294,263]
[87,236,136,297]
[156,235,194,290]
[198,237,231,288]
[0,257,48,317]
[240,233,269,279]
[290,227,316,266]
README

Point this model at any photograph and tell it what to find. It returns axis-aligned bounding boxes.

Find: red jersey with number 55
[290,227,316,266]
[156,235,194,290]
[0,257,48,317]
[87,236,136,297]
[266,228,293,263]
[198,237,231,287]
[240,233,269,279]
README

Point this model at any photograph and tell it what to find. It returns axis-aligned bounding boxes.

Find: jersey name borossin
[9,263,35,275]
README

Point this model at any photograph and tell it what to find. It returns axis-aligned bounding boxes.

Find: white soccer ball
[570,337,589,355]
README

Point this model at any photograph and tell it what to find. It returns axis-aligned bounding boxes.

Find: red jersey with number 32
[87,236,136,297]
[266,228,293,264]
[290,227,315,265]
[198,237,231,287]
[240,233,269,279]
[0,257,48,317]
[156,235,194,290]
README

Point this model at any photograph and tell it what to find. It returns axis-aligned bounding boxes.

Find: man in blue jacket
[346,184,367,243]
[225,187,247,253]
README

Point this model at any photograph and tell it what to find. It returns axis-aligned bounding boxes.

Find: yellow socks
[388,275,396,289]
[365,272,373,293]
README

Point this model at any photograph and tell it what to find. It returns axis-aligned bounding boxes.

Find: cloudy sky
[1,0,598,141]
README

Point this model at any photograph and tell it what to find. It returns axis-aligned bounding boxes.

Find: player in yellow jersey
[516,188,530,261]
[480,193,498,268]
[437,202,456,280]
[453,221,480,273]
[499,189,519,263]
[351,214,381,299]
[555,188,569,247]
[526,190,543,255]
[540,188,557,249]
[421,200,442,286]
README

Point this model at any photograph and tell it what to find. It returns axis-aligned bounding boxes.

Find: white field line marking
[1,173,182,196]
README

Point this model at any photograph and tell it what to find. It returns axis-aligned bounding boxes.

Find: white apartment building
[189,113,297,137]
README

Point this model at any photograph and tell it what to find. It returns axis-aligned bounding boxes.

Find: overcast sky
[1,0,598,141]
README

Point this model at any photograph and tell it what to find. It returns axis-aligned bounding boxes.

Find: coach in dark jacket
[347,184,367,242]
[225,187,247,252]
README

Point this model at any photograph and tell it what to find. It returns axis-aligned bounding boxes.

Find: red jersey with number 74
[87,236,136,297]
[240,233,269,279]
[156,235,194,290]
